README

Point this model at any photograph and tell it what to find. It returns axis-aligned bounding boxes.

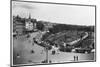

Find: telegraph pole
[45,47,48,63]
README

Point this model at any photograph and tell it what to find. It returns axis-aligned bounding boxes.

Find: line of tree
[48,24,94,34]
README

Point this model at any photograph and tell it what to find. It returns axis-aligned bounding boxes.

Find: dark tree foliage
[36,21,44,31]
[41,32,51,41]
[49,24,94,34]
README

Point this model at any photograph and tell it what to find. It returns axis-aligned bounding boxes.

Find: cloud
[12,2,36,10]
[18,4,36,9]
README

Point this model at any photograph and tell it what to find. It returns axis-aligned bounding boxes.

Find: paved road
[13,32,46,65]
[67,32,89,45]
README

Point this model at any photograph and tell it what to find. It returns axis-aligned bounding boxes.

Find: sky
[12,1,95,26]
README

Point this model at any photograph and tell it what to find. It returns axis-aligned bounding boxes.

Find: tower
[28,13,31,19]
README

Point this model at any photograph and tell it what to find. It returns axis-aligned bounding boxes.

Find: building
[13,14,38,35]
[25,14,37,31]
[25,20,33,31]
[13,15,25,35]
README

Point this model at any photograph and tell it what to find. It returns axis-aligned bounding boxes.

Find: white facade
[25,21,33,31]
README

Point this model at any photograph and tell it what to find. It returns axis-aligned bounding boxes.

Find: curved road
[67,32,88,45]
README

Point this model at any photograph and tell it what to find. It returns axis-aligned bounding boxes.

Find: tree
[36,21,44,31]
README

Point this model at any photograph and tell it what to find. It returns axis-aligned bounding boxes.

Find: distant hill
[48,24,95,34]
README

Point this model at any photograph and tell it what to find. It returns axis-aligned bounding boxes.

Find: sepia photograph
[11,0,96,66]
